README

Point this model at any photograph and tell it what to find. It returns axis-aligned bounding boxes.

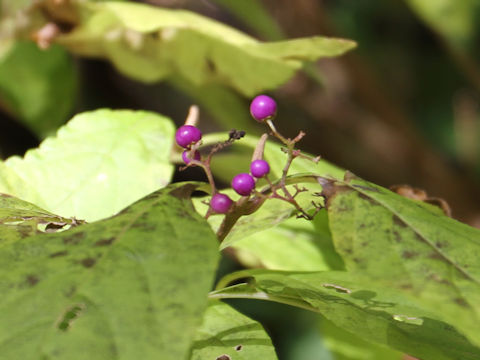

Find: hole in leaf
[234,345,243,351]
[322,283,351,294]
[392,314,423,325]
[216,355,231,360]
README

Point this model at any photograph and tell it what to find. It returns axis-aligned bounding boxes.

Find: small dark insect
[228,129,246,140]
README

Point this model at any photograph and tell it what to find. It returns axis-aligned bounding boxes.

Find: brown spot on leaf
[234,345,243,351]
[216,355,231,360]
[26,275,39,287]
[63,232,85,245]
[352,257,362,263]
[454,297,469,308]
[0,193,12,197]
[50,250,68,258]
[81,258,96,268]
[65,286,76,298]
[94,237,115,246]
[402,251,418,259]
[435,241,447,249]
[358,193,376,204]
[399,283,413,290]
[428,274,451,286]
[18,224,33,238]
[428,252,444,260]
[206,58,216,73]
[393,230,403,243]
[392,215,407,228]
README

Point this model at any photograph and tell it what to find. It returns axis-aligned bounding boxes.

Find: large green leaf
[0,183,219,359]
[0,193,75,246]
[212,270,480,360]
[55,1,356,96]
[0,41,76,137]
[0,109,175,221]
[190,301,278,360]
[322,174,480,348]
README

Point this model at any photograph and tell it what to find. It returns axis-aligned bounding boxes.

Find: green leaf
[212,270,480,360]
[56,2,356,96]
[190,301,278,360]
[0,109,175,221]
[0,193,75,246]
[0,183,220,360]
[232,210,344,271]
[0,41,77,137]
[319,317,404,360]
[323,173,480,348]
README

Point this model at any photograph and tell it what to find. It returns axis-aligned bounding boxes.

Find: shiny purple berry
[182,150,201,164]
[250,159,270,178]
[232,173,255,196]
[210,193,233,214]
[175,125,202,148]
[250,95,277,122]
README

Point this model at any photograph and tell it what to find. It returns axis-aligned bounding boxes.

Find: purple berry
[250,95,277,122]
[250,159,270,178]
[175,125,202,148]
[182,150,201,164]
[210,193,233,214]
[232,173,255,196]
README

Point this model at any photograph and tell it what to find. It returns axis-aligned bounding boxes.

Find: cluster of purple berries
[176,95,277,215]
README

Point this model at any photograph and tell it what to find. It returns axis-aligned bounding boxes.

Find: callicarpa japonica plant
[1,2,480,360]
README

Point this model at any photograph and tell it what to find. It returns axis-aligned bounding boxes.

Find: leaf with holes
[55,2,355,96]
[0,193,76,246]
[189,301,278,360]
[322,173,480,348]
[0,109,175,221]
[0,183,219,360]
[212,270,480,360]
